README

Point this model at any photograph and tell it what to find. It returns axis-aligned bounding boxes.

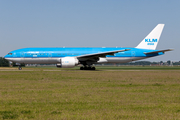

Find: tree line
[0,57,9,67]
[0,57,25,67]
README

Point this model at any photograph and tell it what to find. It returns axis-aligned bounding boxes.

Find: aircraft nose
[4,55,7,59]
[4,57,14,61]
[4,57,11,61]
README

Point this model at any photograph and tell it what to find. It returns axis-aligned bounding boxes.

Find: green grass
[0,68,180,119]
[12,65,180,71]
[95,65,180,70]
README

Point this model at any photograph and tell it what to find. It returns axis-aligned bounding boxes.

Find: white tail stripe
[136,24,164,50]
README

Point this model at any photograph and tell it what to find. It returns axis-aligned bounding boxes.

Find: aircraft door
[131,51,136,61]
[48,53,52,57]
[131,51,136,57]
[20,52,24,58]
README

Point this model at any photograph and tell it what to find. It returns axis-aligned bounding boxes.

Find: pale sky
[0,0,179,61]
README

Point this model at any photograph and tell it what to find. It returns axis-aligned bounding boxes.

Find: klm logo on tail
[145,39,157,45]
[136,24,164,50]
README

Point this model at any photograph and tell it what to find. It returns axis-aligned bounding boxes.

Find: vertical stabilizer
[136,24,164,50]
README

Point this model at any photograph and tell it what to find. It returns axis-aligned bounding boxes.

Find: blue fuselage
[4,47,163,64]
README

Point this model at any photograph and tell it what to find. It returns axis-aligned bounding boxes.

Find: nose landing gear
[18,65,22,70]
[16,63,22,70]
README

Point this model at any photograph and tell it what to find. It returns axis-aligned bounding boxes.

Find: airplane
[4,24,173,70]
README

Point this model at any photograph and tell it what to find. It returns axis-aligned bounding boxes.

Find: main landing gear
[80,66,96,70]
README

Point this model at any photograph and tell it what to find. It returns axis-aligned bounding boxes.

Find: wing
[77,49,130,61]
[144,49,173,54]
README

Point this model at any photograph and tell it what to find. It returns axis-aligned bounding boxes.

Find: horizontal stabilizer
[144,49,173,54]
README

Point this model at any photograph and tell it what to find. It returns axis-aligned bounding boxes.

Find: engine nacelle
[56,57,79,68]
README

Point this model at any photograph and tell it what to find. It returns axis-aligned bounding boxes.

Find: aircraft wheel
[80,67,84,70]
[18,67,22,70]
[80,67,95,70]
[92,67,95,70]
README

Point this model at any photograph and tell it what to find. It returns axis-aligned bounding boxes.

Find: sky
[0,0,179,61]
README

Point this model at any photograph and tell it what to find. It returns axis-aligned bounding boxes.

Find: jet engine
[56,57,79,68]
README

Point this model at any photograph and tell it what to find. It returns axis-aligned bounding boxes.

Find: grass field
[0,67,180,119]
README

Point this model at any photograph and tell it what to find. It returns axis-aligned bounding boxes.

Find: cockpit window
[8,53,12,55]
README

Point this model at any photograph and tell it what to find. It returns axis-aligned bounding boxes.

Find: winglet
[136,24,165,50]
